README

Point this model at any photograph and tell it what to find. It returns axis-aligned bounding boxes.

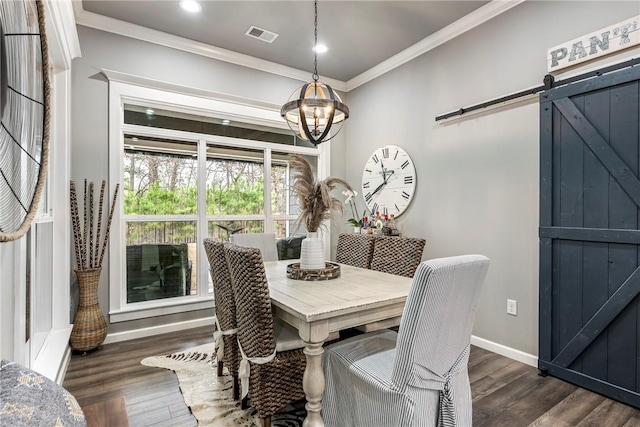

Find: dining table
[264,259,414,427]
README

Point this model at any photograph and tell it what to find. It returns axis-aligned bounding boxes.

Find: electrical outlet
[507,299,517,316]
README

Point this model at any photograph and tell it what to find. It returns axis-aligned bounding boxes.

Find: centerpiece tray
[287,262,341,281]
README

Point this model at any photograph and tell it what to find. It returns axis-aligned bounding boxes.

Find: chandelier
[280,0,349,145]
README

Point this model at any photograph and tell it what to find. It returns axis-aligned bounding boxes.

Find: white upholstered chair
[322,254,490,427]
[230,232,279,262]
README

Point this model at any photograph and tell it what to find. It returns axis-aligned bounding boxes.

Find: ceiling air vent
[245,26,279,43]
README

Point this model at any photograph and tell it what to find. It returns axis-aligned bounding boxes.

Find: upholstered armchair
[276,234,306,260]
[1,360,86,426]
[323,255,490,427]
[126,243,191,302]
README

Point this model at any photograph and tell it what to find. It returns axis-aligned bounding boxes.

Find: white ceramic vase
[299,231,325,270]
[353,226,361,234]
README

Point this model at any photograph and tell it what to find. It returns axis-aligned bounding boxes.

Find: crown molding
[44,0,81,70]
[100,68,283,113]
[72,0,523,93]
[72,2,346,91]
[346,0,526,91]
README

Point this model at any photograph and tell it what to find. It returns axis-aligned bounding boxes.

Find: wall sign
[547,15,639,72]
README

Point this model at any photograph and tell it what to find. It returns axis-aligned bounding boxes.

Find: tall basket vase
[300,231,325,270]
[70,268,107,352]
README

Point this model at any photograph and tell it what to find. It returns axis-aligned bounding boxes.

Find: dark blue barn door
[539,65,640,408]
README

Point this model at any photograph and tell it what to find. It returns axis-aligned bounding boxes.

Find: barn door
[539,65,640,408]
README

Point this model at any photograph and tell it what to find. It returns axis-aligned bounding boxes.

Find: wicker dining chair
[224,243,307,427]
[370,236,426,277]
[357,236,426,333]
[203,238,240,401]
[335,233,376,269]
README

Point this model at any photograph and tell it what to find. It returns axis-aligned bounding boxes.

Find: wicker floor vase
[70,268,107,351]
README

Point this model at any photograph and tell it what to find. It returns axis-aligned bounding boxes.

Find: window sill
[109,296,214,323]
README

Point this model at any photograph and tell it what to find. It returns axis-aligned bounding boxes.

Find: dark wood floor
[63,325,640,427]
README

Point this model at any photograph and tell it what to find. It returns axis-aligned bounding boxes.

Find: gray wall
[73,1,640,354]
[72,26,348,334]
[344,1,640,356]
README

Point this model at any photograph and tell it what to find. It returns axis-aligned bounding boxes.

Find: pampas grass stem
[289,154,352,232]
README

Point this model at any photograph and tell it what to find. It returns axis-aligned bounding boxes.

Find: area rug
[141,343,305,426]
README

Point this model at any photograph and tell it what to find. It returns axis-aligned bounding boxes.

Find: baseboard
[56,346,72,385]
[471,335,538,367]
[101,320,537,369]
[103,317,215,344]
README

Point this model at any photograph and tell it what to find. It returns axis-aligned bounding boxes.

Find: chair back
[203,239,238,371]
[370,236,425,277]
[391,255,489,388]
[335,233,376,269]
[161,264,185,296]
[231,232,279,262]
[203,238,236,330]
[224,244,277,358]
[276,235,306,260]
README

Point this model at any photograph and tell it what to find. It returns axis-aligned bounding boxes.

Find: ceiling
[78,0,492,83]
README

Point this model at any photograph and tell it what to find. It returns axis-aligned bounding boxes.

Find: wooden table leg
[302,341,325,427]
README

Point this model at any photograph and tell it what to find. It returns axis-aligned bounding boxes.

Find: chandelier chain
[280,0,349,145]
[313,0,319,81]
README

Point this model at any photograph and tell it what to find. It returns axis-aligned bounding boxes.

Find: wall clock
[361,145,416,217]
[0,0,50,242]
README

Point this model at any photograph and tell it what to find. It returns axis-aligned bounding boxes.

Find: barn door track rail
[435,57,640,122]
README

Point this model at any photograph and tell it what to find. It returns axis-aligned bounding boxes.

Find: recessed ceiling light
[145,108,155,116]
[180,0,201,13]
[222,119,230,126]
[313,44,328,54]
[131,137,139,142]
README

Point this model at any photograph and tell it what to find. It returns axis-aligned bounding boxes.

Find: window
[107,79,329,321]
[206,145,266,242]
[30,221,53,358]
[123,138,198,303]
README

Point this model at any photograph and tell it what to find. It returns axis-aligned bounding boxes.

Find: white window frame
[106,71,331,322]
[17,65,74,381]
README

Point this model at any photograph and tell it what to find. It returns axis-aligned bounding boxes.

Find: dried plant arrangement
[289,154,352,232]
[70,179,120,270]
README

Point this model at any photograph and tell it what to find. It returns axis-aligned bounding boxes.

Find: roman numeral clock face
[361,145,416,217]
